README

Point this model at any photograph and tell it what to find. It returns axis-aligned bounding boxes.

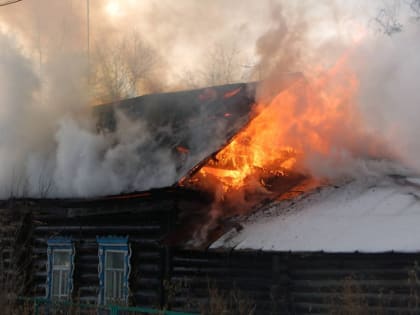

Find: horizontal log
[34,225,162,232]
[294,301,420,314]
[292,292,417,307]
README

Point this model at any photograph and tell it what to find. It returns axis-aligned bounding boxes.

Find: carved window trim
[97,236,131,305]
[46,237,75,300]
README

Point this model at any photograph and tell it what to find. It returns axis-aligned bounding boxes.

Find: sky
[0,0,383,87]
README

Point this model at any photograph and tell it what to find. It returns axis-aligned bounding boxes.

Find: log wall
[2,201,420,314]
[169,250,420,314]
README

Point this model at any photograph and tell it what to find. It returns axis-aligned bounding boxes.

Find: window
[105,251,125,302]
[97,236,131,305]
[46,238,74,300]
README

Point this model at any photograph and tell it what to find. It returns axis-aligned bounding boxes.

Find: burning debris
[95,82,256,193]
[180,55,392,231]
[223,86,243,99]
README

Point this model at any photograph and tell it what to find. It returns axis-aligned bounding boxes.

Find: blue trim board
[47,236,73,246]
[97,235,131,305]
[96,236,129,245]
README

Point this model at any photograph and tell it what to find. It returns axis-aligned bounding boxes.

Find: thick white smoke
[252,1,420,181]
[354,23,420,173]
[302,20,420,179]
[0,31,181,198]
[51,115,178,197]
[0,32,43,197]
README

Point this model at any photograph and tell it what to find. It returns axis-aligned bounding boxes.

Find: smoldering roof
[94,82,256,186]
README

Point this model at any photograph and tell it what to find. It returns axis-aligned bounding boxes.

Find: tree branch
[0,0,23,7]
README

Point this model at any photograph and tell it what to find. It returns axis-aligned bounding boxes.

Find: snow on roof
[210,169,420,253]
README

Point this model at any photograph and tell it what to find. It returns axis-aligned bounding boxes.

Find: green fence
[18,297,198,315]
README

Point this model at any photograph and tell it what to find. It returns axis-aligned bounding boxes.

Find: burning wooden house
[0,81,262,308]
[1,76,420,315]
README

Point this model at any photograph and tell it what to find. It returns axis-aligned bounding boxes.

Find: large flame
[191,55,377,193]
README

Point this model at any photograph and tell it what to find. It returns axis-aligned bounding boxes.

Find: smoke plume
[1,0,420,200]
[253,1,420,180]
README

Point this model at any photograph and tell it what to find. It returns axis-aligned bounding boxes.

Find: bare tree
[408,0,420,19]
[373,0,403,36]
[92,31,159,103]
[35,165,53,198]
[0,0,23,7]
[8,168,28,199]
[202,43,243,86]
[181,40,253,88]
[373,0,420,35]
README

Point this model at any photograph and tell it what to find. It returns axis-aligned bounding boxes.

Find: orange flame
[223,87,242,99]
[191,55,380,192]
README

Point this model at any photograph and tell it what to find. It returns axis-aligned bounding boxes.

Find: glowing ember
[223,87,242,99]
[176,146,190,154]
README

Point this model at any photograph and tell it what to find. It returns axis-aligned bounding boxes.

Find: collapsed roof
[94,83,256,189]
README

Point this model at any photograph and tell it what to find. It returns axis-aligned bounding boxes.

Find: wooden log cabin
[3,174,420,314]
[2,80,420,314]
[0,82,258,309]
[0,187,208,307]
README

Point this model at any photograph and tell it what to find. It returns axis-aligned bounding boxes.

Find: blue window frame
[97,236,131,305]
[46,237,75,300]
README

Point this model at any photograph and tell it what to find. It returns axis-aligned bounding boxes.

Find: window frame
[104,249,126,303]
[97,236,131,305]
[46,237,75,300]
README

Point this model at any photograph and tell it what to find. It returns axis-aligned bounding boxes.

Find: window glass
[97,237,130,305]
[53,251,71,267]
[106,251,124,269]
[51,250,71,299]
[105,270,114,299]
[61,271,69,296]
[52,270,60,297]
[105,251,125,303]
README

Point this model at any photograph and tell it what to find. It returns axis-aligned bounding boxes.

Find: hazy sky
[0,0,385,85]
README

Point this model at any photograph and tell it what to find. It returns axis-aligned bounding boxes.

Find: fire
[223,87,242,99]
[191,55,371,192]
